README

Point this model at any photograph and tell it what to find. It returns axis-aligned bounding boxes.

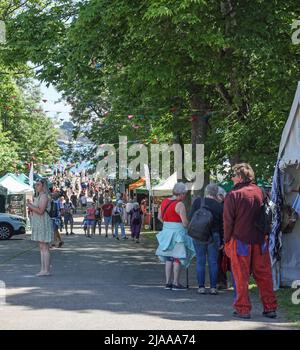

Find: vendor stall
[271,81,300,288]
[0,173,34,218]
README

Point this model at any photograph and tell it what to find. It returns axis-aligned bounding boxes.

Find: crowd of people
[28,171,148,251]
[27,163,281,320]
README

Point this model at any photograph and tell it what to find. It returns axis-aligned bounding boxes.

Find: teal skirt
[155,222,196,268]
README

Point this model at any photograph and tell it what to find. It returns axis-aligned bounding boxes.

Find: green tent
[218,180,234,193]
[135,186,149,194]
[17,173,30,185]
[218,178,271,193]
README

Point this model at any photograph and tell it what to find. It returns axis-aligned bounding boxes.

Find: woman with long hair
[27,178,54,276]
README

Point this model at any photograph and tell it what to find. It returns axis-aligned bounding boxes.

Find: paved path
[0,215,294,330]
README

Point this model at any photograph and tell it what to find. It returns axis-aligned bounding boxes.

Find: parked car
[0,213,27,240]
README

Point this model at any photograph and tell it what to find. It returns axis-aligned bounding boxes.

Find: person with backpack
[130,202,142,243]
[62,197,75,235]
[70,192,78,214]
[224,163,277,319]
[188,184,224,295]
[112,200,127,240]
[49,192,64,248]
[156,182,195,291]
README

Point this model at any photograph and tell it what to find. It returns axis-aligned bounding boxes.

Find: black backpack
[131,209,141,225]
[47,200,59,218]
[255,189,273,235]
[188,199,213,243]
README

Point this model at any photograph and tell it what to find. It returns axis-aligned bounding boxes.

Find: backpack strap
[162,199,177,221]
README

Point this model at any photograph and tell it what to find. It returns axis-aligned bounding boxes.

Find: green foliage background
[2,0,300,179]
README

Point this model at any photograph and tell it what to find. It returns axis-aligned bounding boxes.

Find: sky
[38,82,72,123]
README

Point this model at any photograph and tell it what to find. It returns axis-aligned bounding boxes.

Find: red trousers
[225,239,277,315]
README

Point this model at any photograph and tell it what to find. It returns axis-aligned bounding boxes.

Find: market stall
[0,173,34,218]
[271,81,300,288]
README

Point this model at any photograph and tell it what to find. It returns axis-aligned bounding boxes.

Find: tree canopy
[3,0,300,179]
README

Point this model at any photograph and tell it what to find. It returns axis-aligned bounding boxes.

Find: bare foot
[36,272,52,277]
[36,271,45,276]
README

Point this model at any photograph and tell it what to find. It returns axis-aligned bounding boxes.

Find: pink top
[86,208,96,220]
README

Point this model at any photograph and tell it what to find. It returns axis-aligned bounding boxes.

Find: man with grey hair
[190,183,224,295]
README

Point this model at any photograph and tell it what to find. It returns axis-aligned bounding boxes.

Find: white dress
[31,194,54,243]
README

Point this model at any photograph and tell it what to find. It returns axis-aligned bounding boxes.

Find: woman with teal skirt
[156,182,195,290]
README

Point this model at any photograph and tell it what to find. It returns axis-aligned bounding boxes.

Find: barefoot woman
[27,178,54,276]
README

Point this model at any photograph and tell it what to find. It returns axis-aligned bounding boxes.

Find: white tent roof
[0,174,34,195]
[152,172,177,196]
[278,81,300,169]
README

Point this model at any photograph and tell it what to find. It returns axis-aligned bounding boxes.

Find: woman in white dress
[27,178,54,276]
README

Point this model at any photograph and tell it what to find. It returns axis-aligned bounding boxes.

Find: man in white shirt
[125,199,134,225]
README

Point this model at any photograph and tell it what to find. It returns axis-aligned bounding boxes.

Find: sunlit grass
[141,230,157,243]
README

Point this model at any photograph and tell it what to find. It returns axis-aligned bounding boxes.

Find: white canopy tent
[152,172,178,197]
[0,174,34,195]
[276,81,300,286]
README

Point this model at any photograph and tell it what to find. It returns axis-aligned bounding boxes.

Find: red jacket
[223,181,264,244]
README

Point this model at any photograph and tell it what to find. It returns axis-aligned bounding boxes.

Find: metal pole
[152,193,156,231]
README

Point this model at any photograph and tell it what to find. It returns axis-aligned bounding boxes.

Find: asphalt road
[0,214,294,330]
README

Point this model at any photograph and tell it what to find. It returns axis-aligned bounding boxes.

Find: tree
[6,0,300,181]
[0,125,19,175]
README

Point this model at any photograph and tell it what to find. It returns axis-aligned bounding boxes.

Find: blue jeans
[114,222,126,238]
[193,232,220,289]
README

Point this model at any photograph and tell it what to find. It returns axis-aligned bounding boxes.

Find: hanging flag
[29,162,34,188]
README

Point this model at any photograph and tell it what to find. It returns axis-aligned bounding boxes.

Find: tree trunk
[189,93,211,201]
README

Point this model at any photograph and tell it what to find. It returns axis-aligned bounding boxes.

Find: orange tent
[128,177,146,190]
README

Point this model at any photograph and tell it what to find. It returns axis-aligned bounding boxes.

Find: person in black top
[190,184,224,295]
